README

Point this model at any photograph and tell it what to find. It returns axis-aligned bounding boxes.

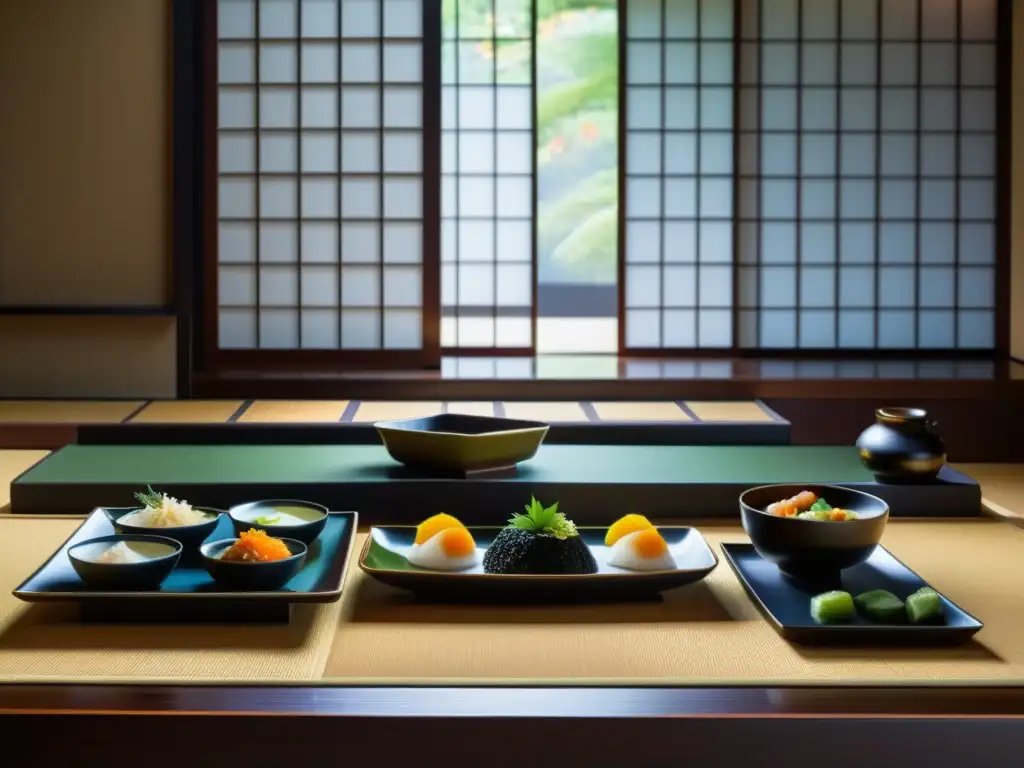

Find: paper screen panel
[216,0,426,350]
[440,0,534,350]
[623,0,735,350]
[736,0,997,350]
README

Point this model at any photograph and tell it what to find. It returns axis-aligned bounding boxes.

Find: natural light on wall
[216,0,427,350]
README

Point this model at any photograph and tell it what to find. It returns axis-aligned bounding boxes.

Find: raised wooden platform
[9,444,981,520]
[0,399,790,449]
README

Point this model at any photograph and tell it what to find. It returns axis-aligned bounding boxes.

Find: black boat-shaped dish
[375,413,549,476]
[721,542,983,646]
[360,525,718,601]
[13,509,357,623]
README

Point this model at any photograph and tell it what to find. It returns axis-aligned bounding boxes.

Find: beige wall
[0,0,175,397]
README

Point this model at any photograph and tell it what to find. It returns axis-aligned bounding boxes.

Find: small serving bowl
[228,499,329,545]
[107,506,223,549]
[739,483,889,582]
[67,534,182,590]
[200,537,307,591]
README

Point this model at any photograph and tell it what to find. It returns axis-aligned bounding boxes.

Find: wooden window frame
[173,0,1014,397]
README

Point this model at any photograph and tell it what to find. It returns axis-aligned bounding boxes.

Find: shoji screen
[440,0,535,350]
[215,0,432,353]
[622,0,736,350]
[737,0,998,349]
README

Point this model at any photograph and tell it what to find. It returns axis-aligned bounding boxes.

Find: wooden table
[1,455,1023,765]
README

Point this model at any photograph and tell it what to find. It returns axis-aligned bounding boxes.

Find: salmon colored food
[766,490,818,517]
[220,529,293,563]
[765,491,858,521]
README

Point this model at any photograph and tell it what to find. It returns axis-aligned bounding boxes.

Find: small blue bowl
[67,535,182,590]
[227,499,329,545]
[106,506,223,549]
[200,537,307,591]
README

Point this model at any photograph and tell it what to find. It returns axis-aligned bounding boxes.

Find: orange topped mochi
[605,513,655,547]
[414,513,466,545]
[605,514,676,572]
[407,513,479,571]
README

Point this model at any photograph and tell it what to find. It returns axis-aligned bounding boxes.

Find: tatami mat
[0,516,342,683]
[324,520,1024,685]
[0,401,142,424]
[352,402,444,422]
[502,402,589,422]
[0,399,779,428]
[238,400,349,423]
[445,402,497,417]
[130,400,243,424]
[685,401,773,423]
[591,401,691,422]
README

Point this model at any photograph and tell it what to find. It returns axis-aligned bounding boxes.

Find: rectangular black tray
[13,510,357,623]
[721,542,983,646]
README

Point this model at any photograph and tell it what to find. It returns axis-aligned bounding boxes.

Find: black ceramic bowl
[107,506,223,549]
[67,534,182,590]
[739,484,889,582]
[228,499,328,544]
[200,537,307,591]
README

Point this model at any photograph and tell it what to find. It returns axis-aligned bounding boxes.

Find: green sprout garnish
[254,514,281,525]
[133,485,164,509]
[508,497,578,540]
[809,498,833,512]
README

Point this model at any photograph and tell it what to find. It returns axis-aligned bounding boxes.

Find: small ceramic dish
[200,537,307,591]
[739,483,889,582]
[106,506,223,549]
[67,534,182,590]
[375,413,549,474]
[228,499,329,544]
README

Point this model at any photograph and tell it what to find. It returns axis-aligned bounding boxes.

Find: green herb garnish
[508,497,578,540]
[254,514,281,525]
[133,485,164,509]
[809,498,833,512]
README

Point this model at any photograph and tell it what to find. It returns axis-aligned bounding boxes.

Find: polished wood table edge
[2,684,1024,717]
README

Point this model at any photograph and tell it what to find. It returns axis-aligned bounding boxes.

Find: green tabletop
[17,444,876,486]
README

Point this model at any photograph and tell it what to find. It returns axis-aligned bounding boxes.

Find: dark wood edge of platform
[1,684,1024,719]
[191,374,1024,401]
[6,686,1024,765]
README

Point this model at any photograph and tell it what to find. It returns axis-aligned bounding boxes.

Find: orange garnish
[222,529,292,563]
[440,526,476,558]
[633,528,669,558]
[605,514,654,547]
[414,513,465,545]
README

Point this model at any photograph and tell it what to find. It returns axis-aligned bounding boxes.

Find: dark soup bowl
[200,537,307,591]
[228,499,329,545]
[67,535,182,590]
[739,484,889,583]
[107,506,223,549]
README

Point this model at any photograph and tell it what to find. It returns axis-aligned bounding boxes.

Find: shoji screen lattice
[440,0,535,350]
[216,0,430,352]
[622,0,736,349]
[737,0,998,349]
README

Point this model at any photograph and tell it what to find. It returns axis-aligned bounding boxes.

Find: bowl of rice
[107,487,223,548]
[68,534,182,590]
